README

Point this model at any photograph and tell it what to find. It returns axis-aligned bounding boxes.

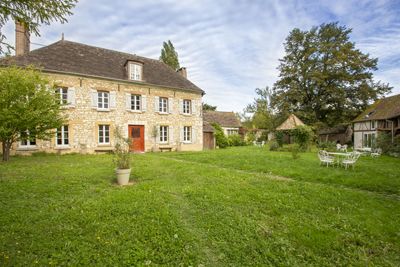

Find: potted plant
[114,128,131,185]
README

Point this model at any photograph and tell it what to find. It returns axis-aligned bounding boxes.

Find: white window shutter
[67,87,76,107]
[180,126,184,142]
[154,96,159,112]
[191,100,196,115]
[192,127,196,143]
[169,126,174,144]
[142,95,147,112]
[91,90,98,108]
[168,98,173,114]
[125,93,131,110]
[156,125,160,144]
[179,99,183,114]
[110,91,116,109]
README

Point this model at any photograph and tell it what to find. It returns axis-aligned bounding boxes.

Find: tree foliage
[0,66,64,161]
[292,125,314,151]
[0,0,77,54]
[202,103,217,111]
[271,22,391,127]
[211,123,228,148]
[160,40,180,70]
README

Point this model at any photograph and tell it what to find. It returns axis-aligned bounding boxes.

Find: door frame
[128,124,145,152]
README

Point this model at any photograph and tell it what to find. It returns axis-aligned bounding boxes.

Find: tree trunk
[2,140,11,162]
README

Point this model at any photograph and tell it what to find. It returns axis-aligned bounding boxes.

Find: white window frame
[131,94,141,111]
[183,126,192,143]
[19,131,36,147]
[159,126,168,143]
[98,91,109,110]
[98,125,110,145]
[56,87,68,105]
[226,128,239,136]
[56,125,69,147]
[159,97,168,113]
[183,99,191,115]
[129,63,142,81]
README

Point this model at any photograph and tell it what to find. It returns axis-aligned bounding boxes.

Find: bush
[245,131,256,144]
[269,141,279,151]
[228,134,245,146]
[317,140,336,151]
[275,131,284,147]
[376,132,400,156]
[291,144,301,159]
[212,123,229,148]
[257,131,269,142]
[292,125,314,151]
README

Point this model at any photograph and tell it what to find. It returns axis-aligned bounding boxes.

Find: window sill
[55,146,70,150]
[61,105,75,109]
[157,112,170,115]
[97,143,111,147]
[96,108,111,112]
[182,141,192,144]
[127,110,143,113]
[182,113,192,116]
[17,146,38,151]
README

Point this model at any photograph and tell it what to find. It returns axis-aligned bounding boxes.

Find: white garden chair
[339,144,347,152]
[342,152,361,170]
[318,150,335,167]
[336,143,342,151]
[371,148,382,158]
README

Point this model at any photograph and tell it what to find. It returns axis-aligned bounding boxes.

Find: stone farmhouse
[353,93,400,149]
[1,23,205,154]
[203,111,242,136]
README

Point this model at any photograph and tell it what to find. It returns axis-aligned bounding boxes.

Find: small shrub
[292,125,314,151]
[245,131,256,144]
[317,140,336,151]
[212,123,229,148]
[269,141,279,151]
[114,128,131,169]
[275,131,284,147]
[291,144,301,159]
[228,134,245,146]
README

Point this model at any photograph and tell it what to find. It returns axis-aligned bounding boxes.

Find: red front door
[128,125,145,152]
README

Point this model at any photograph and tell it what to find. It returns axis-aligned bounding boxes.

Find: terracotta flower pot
[116,168,131,185]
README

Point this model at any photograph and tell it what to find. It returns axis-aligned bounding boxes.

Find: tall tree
[0,66,64,161]
[202,103,217,111]
[0,0,77,54]
[245,87,280,130]
[271,22,391,127]
[160,40,180,70]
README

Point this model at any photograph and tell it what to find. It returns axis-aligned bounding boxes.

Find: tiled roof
[276,114,305,130]
[203,121,215,132]
[353,94,400,122]
[0,40,204,94]
[203,111,241,128]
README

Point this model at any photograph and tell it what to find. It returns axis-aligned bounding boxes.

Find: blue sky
[3,0,400,112]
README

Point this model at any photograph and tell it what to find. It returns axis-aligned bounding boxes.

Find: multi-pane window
[363,133,376,148]
[227,129,239,136]
[20,131,36,146]
[98,91,109,109]
[56,87,68,105]
[129,63,142,81]
[56,125,69,146]
[183,100,191,114]
[159,126,168,143]
[159,97,168,113]
[183,126,191,142]
[131,94,141,111]
[98,125,110,144]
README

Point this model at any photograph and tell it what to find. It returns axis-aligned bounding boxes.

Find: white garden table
[327,152,351,165]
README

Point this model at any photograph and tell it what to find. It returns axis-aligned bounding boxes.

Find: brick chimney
[177,67,187,78]
[15,21,30,56]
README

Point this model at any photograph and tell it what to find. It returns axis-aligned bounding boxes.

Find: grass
[0,147,399,266]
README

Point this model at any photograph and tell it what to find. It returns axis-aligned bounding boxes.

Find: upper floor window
[129,63,142,81]
[183,100,191,114]
[98,91,109,110]
[131,94,141,111]
[56,125,69,146]
[159,126,168,143]
[20,131,36,147]
[159,97,168,113]
[56,87,68,105]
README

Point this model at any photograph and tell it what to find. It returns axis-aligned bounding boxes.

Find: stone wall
[9,72,203,155]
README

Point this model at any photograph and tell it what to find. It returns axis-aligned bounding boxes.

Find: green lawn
[0,147,399,266]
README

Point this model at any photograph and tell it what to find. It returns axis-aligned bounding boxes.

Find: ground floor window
[159,126,168,143]
[99,125,110,144]
[227,129,238,136]
[20,131,36,147]
[183,126,191,142]
[56,125,69,146]
[363,133,376,148]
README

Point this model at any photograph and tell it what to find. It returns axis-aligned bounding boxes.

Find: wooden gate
[203,132,215,150]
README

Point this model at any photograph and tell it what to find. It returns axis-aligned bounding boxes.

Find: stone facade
[11,72,203,155]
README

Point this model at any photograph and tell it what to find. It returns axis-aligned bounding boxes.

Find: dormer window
[129,62,142,81]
